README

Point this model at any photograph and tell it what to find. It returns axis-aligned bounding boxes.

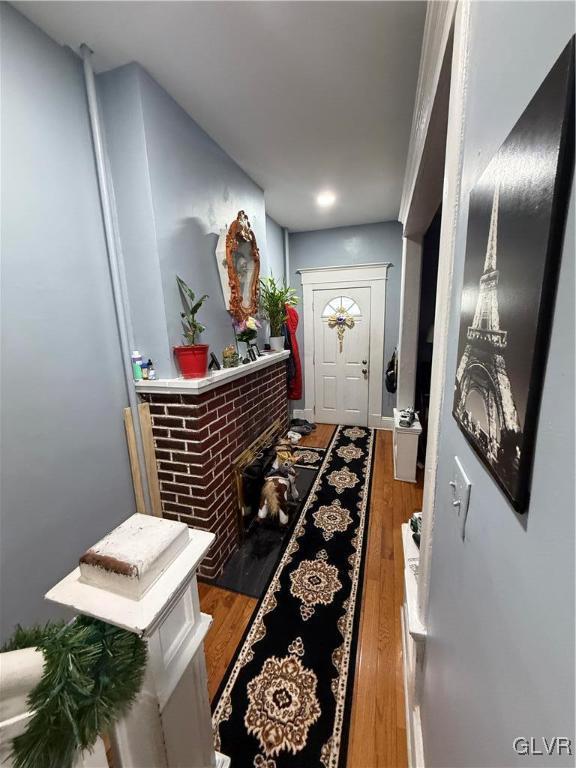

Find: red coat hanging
[285,304,302,400]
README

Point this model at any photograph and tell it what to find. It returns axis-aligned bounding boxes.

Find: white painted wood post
[417,0,471,629]
[397,236,423,411]
[45,513,230,768]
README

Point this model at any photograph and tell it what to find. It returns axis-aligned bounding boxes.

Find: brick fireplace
[137,353,289,579]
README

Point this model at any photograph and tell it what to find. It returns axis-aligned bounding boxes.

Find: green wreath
[3,616,147,768]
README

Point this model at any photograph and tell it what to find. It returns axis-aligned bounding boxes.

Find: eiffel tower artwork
[451,39,573,512]
[454,184,521,480]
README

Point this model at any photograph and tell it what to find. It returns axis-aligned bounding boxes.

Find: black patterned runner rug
[213,425,375,768]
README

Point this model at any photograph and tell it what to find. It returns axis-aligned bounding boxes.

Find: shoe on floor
[290,424,313,435]
[290,418,317,430]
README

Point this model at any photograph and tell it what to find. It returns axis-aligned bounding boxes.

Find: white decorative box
[79,514,189,599]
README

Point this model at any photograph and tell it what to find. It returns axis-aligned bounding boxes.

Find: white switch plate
[451,456,471,539]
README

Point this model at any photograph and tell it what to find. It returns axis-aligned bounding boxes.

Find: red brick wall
[140,360,288,578]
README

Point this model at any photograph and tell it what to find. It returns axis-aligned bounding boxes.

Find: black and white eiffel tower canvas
[453,38,574,512]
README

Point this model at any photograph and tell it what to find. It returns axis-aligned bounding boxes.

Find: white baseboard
[369,415,395,430]
[294,409,393,429]
[401,607,425,768]
[291,408,315,422]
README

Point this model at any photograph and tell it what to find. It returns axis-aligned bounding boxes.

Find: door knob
[362,368,368,377]
[362,359,367,365]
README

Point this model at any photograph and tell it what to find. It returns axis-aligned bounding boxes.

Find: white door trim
[417,0,471,627]
[298,263,392,429]
[396,2,470,763]
[397,236,423,410]
[399,1,457,229]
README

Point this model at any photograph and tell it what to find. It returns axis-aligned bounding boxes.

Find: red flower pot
[174,344,209,379]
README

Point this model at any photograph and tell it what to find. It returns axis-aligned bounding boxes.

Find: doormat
[213,425,375,768]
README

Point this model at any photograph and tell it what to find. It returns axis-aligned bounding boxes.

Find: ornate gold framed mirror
[216,210,260,321]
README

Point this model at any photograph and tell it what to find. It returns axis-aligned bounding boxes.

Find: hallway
[199,428,422,768]
[1,2,574,766]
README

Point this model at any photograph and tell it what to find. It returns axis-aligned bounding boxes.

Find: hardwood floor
[296,421,336,449]
[199,426,423,767]
[347,429,422,768]
[198,581,257,702]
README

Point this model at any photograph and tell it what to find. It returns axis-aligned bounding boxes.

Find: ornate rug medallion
[213,425,375,767]
[342,426,366,441]
[327,466,359,494]
[335,443,363,463]
[245,640,321,758]
[312,500,353,541]
[289,552,342,620]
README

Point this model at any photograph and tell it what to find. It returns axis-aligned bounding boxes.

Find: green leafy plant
[5,616,147,768]
[176,275,209,345]
[259,276,298,337]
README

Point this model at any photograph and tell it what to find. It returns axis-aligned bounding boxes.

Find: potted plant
[233,315,260,359]
[174,276,209,379]
[259,276,298,351]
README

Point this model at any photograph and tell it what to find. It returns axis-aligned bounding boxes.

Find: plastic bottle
[147,360,156,380]
[131,351,143,381]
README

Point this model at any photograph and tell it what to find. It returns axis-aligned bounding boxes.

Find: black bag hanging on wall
[385,348,397,393]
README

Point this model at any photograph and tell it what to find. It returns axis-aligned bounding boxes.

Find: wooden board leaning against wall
[123,402,163,517]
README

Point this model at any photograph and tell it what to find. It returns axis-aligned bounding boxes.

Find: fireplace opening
[215,430,324,598]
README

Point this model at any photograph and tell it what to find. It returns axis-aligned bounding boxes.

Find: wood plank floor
[297,422,336,449]
[199,426,423,767]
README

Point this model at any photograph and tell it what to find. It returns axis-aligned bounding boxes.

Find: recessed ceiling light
[316,190,336,208]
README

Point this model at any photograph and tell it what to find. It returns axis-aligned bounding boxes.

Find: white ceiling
[16,1,426,232]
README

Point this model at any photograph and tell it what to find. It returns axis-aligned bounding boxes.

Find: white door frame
[397,2,470,764]
[297,263,392,429]
[399,0,470,629]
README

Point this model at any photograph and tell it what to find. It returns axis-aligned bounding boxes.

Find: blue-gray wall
[98,65,169,375]
[421,4,575,766]
[265,215,286,282]
[99,63,271,377]
[0,5,135,641]
[288,222,402,415]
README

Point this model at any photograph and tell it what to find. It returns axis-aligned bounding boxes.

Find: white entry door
[313,287,371,426]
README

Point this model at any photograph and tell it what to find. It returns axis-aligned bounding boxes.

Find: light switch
[450,456,471,539]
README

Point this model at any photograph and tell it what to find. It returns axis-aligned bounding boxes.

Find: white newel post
[45,513,230,768]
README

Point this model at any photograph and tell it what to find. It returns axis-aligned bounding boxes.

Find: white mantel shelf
[135,350,290,396]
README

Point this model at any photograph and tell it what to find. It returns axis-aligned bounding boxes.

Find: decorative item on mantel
[234,315,260,361]
[173,275,209,379]
[215,210,261,322]
[222,344,240,368]
[259,275,298,352]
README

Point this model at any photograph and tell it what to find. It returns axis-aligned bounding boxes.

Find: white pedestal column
[46,514,230,768]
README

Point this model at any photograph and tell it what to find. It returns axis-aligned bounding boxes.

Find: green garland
[4,616,147,768]
[0,621,65,653]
